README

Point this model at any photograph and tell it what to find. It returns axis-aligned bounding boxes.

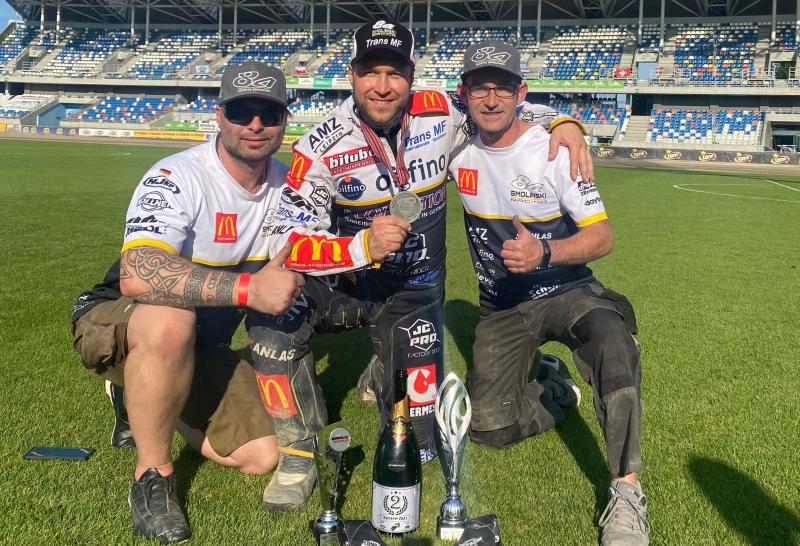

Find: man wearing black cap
[449,41,649,546]
[247,21,592,513]
[71,61,408,543]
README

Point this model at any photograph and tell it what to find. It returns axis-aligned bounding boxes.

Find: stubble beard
[354,93,408,132]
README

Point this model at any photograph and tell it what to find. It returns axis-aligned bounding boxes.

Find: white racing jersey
[278,92,564,282]
[448,124,608,311]
[123,134,372,275]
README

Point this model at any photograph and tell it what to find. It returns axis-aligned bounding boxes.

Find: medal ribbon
[357,109,411,189]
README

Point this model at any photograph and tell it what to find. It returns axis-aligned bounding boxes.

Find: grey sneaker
[356,355,378,403]
[536,355,581,408]
[129,468,191,544]
[262,444,317,512]
[599,481,650,546]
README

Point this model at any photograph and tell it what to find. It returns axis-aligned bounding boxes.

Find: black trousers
[246,268,445,462]
[469,281,642,478]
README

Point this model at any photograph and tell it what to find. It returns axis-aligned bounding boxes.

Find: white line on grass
[672,182,800,204]
[766,179,800,192]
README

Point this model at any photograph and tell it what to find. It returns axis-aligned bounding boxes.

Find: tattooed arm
[119,244,304,315]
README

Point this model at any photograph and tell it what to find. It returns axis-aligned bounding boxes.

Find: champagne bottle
[371,368,422,534]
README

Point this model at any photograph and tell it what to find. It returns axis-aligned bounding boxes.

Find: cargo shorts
[72,296,274,457]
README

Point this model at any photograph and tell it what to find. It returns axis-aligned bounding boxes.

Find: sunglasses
[222,102,285,126]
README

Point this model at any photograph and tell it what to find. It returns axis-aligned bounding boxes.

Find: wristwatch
[539,239,551,269]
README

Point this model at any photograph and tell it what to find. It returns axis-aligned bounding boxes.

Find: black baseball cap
[461,40,523,81]
[350,20,415,67]
[219,61,287,107]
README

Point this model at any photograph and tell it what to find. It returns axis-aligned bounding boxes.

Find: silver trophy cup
[435,372,473,541]
[312,424,351,546]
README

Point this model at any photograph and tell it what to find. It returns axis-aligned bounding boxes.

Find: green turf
[0,138,798,545]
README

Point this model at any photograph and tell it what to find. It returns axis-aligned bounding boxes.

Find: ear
[457,81,467,103]
[215,105,224,126]
[347,64,354,87]
[516,80,528,106]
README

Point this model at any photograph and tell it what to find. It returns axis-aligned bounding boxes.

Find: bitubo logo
[400,319,438,352]
[471,46,511,65]
[406,364,437,411]
[232,71,275,90]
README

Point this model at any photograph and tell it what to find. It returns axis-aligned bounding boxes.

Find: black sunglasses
[222,102,285,126]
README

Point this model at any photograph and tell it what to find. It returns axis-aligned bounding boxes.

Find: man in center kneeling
[448,41,650,546]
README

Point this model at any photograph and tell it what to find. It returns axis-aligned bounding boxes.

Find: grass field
[1,138,799,546]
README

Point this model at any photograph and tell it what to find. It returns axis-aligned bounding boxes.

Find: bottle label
[371,482,420,533]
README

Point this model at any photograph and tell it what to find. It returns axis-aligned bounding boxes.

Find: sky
[1,0,21,27]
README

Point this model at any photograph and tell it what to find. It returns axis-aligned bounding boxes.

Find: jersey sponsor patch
[409,90,449,115]
[214,212,238,243]
[284,232,355,271]
[457,168,478,196]
[407,363,437,408]
[308,116,351,154]
[323,145,375,176]
[137,191,172,211]
[254,372,297,419]
[287,150,312,190]
[143,175,180,193]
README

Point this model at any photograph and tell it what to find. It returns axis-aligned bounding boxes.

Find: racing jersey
[448,124,608,311]
[282,92,563,284]
[72,135,369,345]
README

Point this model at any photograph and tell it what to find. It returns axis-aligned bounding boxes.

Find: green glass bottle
[371,368,422,534]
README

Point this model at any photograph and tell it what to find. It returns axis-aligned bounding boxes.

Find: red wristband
[237,273,251,307]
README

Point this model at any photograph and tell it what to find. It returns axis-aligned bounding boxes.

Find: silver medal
[389,191,422,223]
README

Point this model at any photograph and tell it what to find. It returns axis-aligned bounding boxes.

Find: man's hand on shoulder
[502,216,543,274]
[548,121,594,182]
[248,243,305,315]
[367,215,412,262]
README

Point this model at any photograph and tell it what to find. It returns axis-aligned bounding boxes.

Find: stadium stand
[646,107,764,145]
[541,25,627,80]
[36,28,132,77]
[672,22,757,82]
[223,30,309,71]
[554,101,630,132]
[288,96,337,117]
[113,30,219,79]
[0,93,54,118]
[77,96,179,123]
[185,97,219,113]
[315,31,351,78]
[772,22,799,50]
[0,24,37,72]
[422,27,515,79]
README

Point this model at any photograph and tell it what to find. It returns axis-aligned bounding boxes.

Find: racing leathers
[248,91,566,463]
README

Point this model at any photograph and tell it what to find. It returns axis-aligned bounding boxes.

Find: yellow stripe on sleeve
[575,211,608,228]
[548,117,588,136]
[120,239,178,255]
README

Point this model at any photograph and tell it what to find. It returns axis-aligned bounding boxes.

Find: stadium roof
[6,0,800,26]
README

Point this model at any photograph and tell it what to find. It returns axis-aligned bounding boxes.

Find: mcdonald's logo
[457,168,478,196]
[287,150,312,190]
[410,90,449,115]
[254,372,297,419]
[213,212,238,243]
[285,233,355,271]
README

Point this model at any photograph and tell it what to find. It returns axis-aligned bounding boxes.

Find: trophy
[312,423,351,546]
[435,372,472,541]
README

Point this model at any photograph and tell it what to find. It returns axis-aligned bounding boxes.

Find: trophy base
[437,517,466,542]
[310,518,347,546]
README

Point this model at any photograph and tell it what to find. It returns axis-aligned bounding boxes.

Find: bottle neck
[389,396,410,422]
